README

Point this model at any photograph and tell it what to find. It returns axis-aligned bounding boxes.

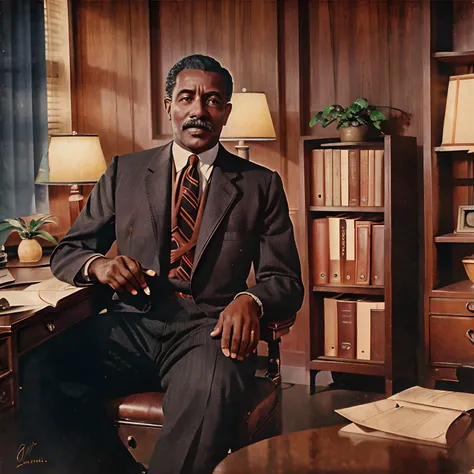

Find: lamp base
[235,140,250,160]
[69,184,84,225]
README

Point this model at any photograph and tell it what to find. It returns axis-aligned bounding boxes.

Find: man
[47,54,303,473]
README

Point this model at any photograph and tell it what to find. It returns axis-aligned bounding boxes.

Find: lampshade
[36,134,107,184]
[441,74,474,153]
[220,92,276,141]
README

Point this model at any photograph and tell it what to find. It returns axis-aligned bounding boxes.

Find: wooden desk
[0,265,102,416]
[214,424,474,473]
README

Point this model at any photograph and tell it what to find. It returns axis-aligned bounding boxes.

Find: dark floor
[280,373,386,434]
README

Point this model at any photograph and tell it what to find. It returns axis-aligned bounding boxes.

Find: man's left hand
[210,295,260,360]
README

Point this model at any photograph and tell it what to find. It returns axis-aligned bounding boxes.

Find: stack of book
[311,216,384,286]
[310,149,384,207]
[323,296,385,361]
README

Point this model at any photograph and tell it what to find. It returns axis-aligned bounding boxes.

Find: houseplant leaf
[29,214,57,232]
[0,224,14,247]
[2,218,24,231]
[33,230,58,245]
[354,97,369,109]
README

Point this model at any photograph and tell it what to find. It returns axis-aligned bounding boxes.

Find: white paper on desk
[0,290,45,307]
[27,277,83,307]
[0,269,15,287]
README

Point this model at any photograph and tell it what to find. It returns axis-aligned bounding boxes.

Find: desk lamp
[35,133,107,224]
[220,90,276,160]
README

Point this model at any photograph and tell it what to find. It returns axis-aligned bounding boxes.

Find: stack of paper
[337,386,474,448]
[0,277,83,315]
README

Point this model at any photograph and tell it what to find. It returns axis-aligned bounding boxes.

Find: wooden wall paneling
[279,0,308,384]
[453,1,474,51]
[130,0,157,151]
[388,0,424,140]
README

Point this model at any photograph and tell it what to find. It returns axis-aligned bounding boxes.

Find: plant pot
[18,239,43,263]
[339,125,369,142]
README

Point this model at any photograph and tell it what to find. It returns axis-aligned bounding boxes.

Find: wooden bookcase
[423,1,474,387]
[300,135,418,395]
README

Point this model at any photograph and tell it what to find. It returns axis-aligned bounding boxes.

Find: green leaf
[19,231,30,239]
[322,105,335,116]
[2,218,24,230]
[29,214,57,232]
[33,230,58,245]
[370,109,387,122]
[373,121,382,130]
[0,221,14,232]
[353,97,369,109]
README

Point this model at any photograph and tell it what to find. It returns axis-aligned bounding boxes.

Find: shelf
[433,51,474,65]
[309,206,384,213]
[310,358,385,376]
[435,233,474,243]
[431,280,474,297]
[435,146,474,153]
[320,140,384,148]
[313,285,384,295]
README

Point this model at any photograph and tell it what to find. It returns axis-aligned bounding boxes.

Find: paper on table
[0,277,83,314]
[0,290,45,307]
[336,386,474,447]
[391,386,474,413]
[0,269,15,287]
[27,278,83,306]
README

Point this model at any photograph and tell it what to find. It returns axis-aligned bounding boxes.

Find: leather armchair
[105,319,293,470]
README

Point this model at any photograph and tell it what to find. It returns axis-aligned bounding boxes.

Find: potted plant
[0,214,58,263]
[309,97,402,142]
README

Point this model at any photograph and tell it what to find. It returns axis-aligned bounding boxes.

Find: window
[44,0,72,134]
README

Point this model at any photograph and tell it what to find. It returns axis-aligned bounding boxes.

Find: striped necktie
[170,154,200,280]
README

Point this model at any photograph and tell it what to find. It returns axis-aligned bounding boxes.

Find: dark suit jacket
[50,142,304,324]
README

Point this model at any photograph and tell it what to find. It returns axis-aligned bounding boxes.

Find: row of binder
[323,296,385,361]
[310,149,384,207]
[311,216,384,286]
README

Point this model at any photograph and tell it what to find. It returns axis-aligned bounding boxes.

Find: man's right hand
[88,256,155,295]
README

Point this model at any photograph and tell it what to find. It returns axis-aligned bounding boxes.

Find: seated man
[40,54,303,474]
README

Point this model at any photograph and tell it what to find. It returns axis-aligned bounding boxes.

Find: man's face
[164,69,232,154]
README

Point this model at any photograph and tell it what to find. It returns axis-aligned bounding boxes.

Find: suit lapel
[144,142,173,274]
[192,147,239,276]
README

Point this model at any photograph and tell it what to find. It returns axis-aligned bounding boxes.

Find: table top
[0,265,97,334]
[214,424,474,473]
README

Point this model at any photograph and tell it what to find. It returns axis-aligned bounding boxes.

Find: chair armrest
[260,315,295,343]
[259,315,295,385]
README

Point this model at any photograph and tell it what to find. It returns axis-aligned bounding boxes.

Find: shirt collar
[172,141,219,173]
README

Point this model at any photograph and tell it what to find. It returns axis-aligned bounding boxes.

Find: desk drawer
[0,376,14,412]
[431,297,474,316]
[17,299,95,355]
[430,315,474,364]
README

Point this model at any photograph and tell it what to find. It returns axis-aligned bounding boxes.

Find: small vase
[18,239,43,263]
[339,125,369,142]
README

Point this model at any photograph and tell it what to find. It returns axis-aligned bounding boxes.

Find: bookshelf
[300,135,418,395]
[423,2,474,387]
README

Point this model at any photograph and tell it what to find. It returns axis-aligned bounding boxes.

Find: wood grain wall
[64,0,427,383]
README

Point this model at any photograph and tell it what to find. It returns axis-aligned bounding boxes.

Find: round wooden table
[214,424,474,473]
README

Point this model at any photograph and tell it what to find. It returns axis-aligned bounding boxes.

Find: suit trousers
[19,295,257,474]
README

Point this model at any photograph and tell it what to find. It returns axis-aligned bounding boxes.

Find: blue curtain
[0,0,48,221]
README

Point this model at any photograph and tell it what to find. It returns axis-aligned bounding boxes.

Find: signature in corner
[16,442,48,468]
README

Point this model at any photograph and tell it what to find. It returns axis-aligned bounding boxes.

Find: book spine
[337,300,357,359]
[311,149,325,206]
[324,149,333,206]
[312,218,330,285]
[340,149,349,206]
[332,149,341,206]
[359,150,369,206]
[349,149,360,206]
